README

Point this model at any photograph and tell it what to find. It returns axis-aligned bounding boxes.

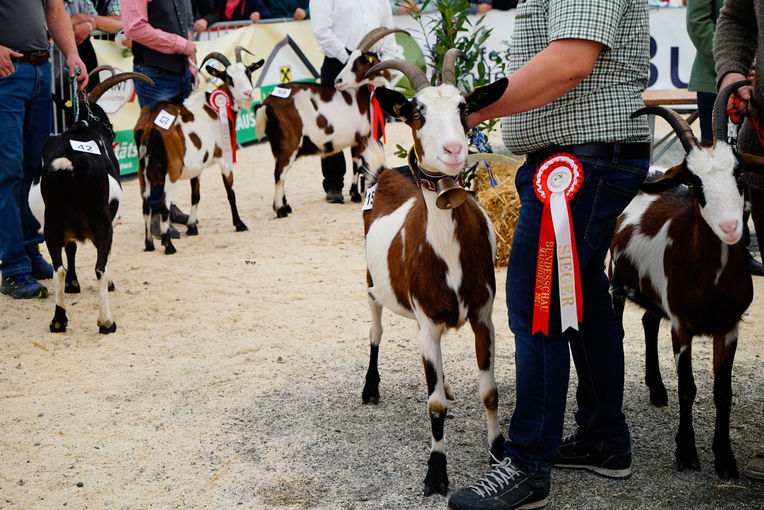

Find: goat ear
[248,59,265,72]
[374,87,414,121]
[640,164,685,193]
[464,78,508,113]
[739,152,764,174]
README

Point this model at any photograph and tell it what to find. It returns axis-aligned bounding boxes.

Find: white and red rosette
[532,153,583,335]
[208,89,236,168]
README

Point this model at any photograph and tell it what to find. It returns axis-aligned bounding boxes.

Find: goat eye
[412,111,421,120]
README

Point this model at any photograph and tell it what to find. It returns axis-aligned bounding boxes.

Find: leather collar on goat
[407,148,468,209]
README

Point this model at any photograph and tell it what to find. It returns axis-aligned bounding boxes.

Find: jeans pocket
[584,180,641,251]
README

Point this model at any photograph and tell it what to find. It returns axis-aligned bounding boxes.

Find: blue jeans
[503,149,649,480]
[0,62,52,277]
[133,64,192,211]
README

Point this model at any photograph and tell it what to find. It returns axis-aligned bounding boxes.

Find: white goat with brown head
[359,50,510,496]
[254,27,406,217]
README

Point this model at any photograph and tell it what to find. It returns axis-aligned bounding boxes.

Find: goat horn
[631,105,698,154]
[88,72,155,104]
[441,49,465,86]
[364,59,430,92]
[234,46,255,64]
[200,51,231,70]
[357,27,409,53]
[713,79,751,146]
[88,64,116,82]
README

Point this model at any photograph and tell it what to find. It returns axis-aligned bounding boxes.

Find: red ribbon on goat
[730,96,764,148]
[369,85,386,143]
[208,89,237,164]
[532,153,583,335]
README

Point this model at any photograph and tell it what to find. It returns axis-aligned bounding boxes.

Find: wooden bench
[642,89,698,163]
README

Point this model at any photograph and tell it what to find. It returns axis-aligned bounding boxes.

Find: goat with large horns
[358,49,510,496]
[610,80,764,478]
[29,71,155,333]
[133,47,264,254]
[254,27,408,217]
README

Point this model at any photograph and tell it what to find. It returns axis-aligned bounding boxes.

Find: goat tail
[254,103,268,138]
[361,139,387,187]
[50,157,75,173]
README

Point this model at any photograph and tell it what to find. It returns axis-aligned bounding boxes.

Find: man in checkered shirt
[449,1,651,509]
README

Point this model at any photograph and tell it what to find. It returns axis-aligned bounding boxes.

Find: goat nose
[443,142,463,155]
[720,220,739,234]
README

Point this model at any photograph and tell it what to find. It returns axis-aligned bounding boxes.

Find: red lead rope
[730,96,764,147]
[369,85,386,143]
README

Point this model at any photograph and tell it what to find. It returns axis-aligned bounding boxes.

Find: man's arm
[467,38,602,128]
[46,0,89,89]
[122,0,195,57]
[309,0,348,62]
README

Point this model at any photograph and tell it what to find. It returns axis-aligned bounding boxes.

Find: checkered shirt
[501,0,652,154]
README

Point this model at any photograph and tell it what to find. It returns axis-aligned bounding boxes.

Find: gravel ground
[1,121,762,510]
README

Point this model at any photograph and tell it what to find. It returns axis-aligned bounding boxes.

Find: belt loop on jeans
[11,50,50,65]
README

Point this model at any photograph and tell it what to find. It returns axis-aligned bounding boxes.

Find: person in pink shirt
[122,0,195,236]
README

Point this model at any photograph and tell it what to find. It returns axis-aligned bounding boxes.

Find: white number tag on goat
[154,110,176,130]
[362,184,377,211]
[69,139,100,155]
[270,87,291,99]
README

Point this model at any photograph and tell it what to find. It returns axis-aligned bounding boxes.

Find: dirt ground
[1,121,762,510]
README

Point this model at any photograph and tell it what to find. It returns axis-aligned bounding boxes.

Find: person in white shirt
[308,0,395,204]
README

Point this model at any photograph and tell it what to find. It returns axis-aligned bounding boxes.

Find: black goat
[29,70,154,333]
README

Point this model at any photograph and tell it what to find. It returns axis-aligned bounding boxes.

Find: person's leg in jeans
[0,63,51,292]
[319,57,346,202]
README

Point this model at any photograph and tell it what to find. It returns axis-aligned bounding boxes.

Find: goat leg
[712,330,738,478]
[420,324,449,496]
[361,297,382,404]
[63,241,80,293]
[643,310,668,406]
[672,328,700,471]
[221,172,247,231]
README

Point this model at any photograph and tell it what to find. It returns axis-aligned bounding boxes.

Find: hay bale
[472,156,523,267]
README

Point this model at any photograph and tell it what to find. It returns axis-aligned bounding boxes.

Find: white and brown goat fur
[359,51,510,496]
[609,80,764,479]
[29,69,154,334]
[254,27,406,217]
[133,47,263,254]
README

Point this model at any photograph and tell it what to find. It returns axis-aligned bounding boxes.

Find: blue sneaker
[27,245,54,280]
[1,273,48,299]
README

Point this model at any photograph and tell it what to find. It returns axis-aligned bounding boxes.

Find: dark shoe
[325,190,344,204]
[26,245,53,280]
[748,252,764,276]
[150,214,180,239]
[447,458,550,510]
[553,432,632,478]
[1,273,48,299]
[170,204,189,225]
[743,452,764,480]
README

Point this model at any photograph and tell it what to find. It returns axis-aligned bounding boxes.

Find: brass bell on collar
[435,177,469,210]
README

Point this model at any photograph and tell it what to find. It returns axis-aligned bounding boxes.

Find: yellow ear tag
[393,104,401,116]
[64,100,73,107]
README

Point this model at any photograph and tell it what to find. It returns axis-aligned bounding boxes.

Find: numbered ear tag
[362,183,377,211]
[154,109,176,130]
[69,140,101,155]
[270,87,291,98]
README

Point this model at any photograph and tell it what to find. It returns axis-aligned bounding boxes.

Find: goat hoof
[714,447,738,479]
[145,241,155,252]
[489,434,506,464]
[676,449,701,471]
[186,224,198,236]
[108,281,115,292]
[164,244,177,255]
[49,320,67,333]
[65,279,81,293]
[350,190,362,203]
[98,322,117,334]
[361,381,380,405]
[648,385,668,407]
[423,451,448,496]
[276,208,290,219]
[235,222,248,232]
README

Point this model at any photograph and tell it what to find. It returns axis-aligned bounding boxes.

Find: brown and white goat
[610,81,764,479]
[359,51,509,496]
[254,27,406,218]
[29,71,154,333]
[133,47,263,254]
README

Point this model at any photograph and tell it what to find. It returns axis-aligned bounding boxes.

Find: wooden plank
[642,89,697,106]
